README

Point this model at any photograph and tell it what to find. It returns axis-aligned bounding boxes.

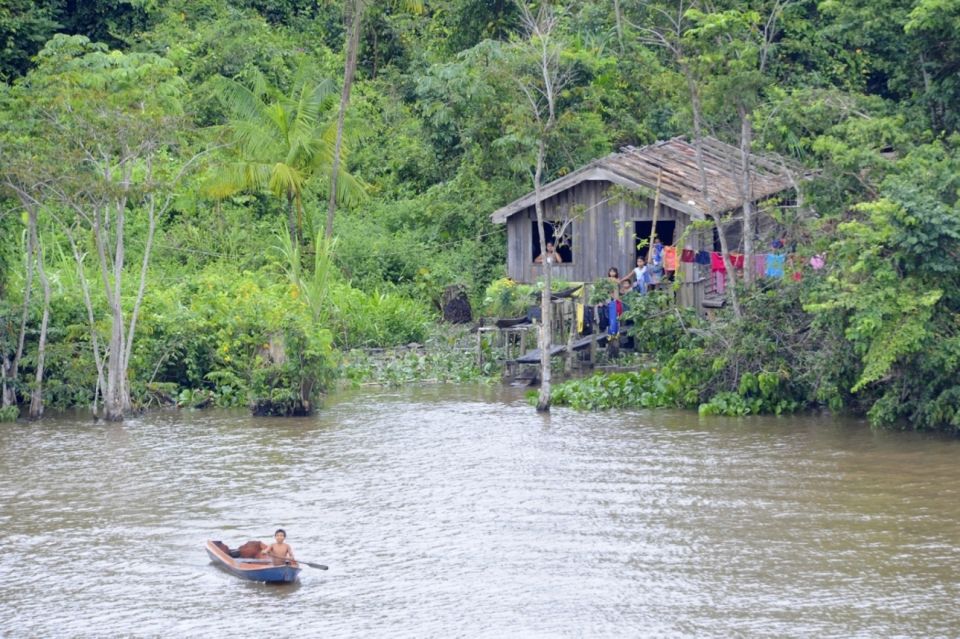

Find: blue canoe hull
[206,540,301,583]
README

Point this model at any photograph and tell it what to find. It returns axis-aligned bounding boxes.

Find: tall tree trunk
[4,206,37,408]
[534,138,552,412]
[60,220,106,418]
[94,203,127,422]
[739,105,755,287]
[326,0,364,240]
[1,354,11,409]
[28,222,51,420]
[613,0,625,55]
[120,182,159,417]
[686,73,741,318]
[287,194,297,245]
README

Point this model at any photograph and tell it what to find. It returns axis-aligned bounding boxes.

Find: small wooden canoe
[205,540,301,583]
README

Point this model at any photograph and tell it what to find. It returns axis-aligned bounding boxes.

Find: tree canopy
[1,0,960,430]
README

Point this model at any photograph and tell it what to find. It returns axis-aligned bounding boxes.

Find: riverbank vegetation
[1,1,959,431]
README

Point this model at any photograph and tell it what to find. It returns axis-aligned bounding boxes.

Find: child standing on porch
[624,256,651,294]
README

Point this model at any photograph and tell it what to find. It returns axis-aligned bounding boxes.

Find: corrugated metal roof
[491,136,799,223]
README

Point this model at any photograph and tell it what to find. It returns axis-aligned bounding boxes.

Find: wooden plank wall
[507,181,701,281]
[503,182,791,314]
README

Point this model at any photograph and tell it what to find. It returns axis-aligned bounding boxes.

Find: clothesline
[656,246,825,277]
[657,246,826,295]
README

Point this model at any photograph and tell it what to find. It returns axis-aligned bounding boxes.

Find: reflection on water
[1,385,959,638]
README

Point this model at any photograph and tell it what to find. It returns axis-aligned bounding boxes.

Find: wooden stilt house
[490,136,799,311]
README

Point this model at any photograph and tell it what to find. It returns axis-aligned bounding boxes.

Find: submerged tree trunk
[1,354,11,409]
[59,219,106,419]
[96,201,128,422]
[28,222,51,420]
[515,3,566,413]
[533,139,552,412]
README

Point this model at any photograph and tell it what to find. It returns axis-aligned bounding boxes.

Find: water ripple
[1,387,959,638]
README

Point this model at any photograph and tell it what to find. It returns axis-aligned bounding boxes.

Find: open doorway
[632,220,676,261]
[531,221,574,263]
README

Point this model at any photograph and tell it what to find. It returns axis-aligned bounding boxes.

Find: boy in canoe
[263,528,296,564]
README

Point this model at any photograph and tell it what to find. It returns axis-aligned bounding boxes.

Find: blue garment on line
[652,242,664,266]
[607,300,619,336]
[765,254,785,278]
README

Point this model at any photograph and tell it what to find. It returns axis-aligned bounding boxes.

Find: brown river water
[1,384,959,638]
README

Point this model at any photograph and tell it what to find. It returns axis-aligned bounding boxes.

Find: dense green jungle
[1,0,959,430]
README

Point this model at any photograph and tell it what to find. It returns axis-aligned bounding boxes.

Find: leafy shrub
[342,347,486,386]
[622,290,702,363]
[328,284,433,348]
[588,277,616,305]
[249,317,335,416]
[550,370,671,411]
[481,278,535,318]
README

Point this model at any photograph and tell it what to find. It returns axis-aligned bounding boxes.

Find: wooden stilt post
[565,297,576,375]
[586,284,596,367]
[476,328,483,368]
[646,168,664,264]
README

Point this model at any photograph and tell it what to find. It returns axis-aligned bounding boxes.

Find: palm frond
[212,76,272,128]
[201,161,273,199]
[319,116,369,153]
[396,0,424,14]
[331,166,367,207]
[264,102,291,141]
[269,162,304,200]
[300,137,336,169]
[289,78,339,151]
[230,120,283,160]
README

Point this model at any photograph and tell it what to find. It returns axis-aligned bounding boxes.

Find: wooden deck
[515,334,608,364]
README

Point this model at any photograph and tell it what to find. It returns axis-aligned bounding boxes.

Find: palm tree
[206,67,366,244]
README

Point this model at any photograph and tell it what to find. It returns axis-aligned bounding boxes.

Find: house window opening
[633,220,676,262]
[532,221,573,263]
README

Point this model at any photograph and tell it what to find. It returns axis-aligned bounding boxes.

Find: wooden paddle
[265,552,328,570]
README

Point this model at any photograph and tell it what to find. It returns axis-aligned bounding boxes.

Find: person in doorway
[534,242,564,264]
[263,528,296,564]
[648,239,664,288]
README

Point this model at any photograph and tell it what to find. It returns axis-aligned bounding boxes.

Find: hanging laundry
[765,254,785,278]
[710,251,726,272]
[663,246,678,271]
[730,253,745,269]
[576,303,584,334]
[714,271,726,295]
[607,299,619,336]
[651,240,665,267]
[754,254,766,277]
[694,250,711,265]
[681,248,695,263]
